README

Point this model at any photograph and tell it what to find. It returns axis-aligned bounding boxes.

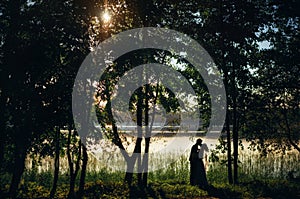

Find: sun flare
[102,11,111,23]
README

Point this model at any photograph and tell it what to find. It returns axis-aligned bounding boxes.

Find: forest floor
[1,179,300,198]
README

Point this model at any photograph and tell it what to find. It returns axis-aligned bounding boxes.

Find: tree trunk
[124,168,134,185]
[141,81,160,186]
[78,145,88,199]
[124,137,142,185]
[223,61,233,184]
[50,127,60,199]
[142,137,150,186]
[67,128,82,199]
[141,82,152,187]
[282,106,300,153]
[137,89,143,186]
[226,113,233,184]
[66,128,75,199]
[9,145,27,198]
[232,62,239,184]
[68,174,76,199]
[103,81,134,185]
[0,96,5,172]
[233,114,238,184]
[0,127,4,173]
[125,92,143,185]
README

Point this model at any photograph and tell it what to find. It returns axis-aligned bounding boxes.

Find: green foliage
[85,169,124,183]
[1,175,299,198]
[151,182,208,198]
[18,181,49,199]
[84,181,130,198]
[1,149,299,198]
[1,0,299,197]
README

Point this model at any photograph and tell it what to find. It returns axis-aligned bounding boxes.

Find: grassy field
[1,147,300,198]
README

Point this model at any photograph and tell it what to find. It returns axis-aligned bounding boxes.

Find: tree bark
[125,90,144,185]
[9,144,27,198]
[50,127,60,199]
[78,145,88,199]
[137,89,143,186]
[67,127,82,199]
[282,106,300,153]
[0,125,4,173]
[141,82,159,187]
[226,112,233,184]
[142,137,150,186]
[66,129,74,198]
[124,137,142,185]
[232,61,239,184]
[223,50,233,184]
[0,95,5,172]
[104,81,133,185]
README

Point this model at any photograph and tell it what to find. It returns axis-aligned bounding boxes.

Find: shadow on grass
[129,185,167,199]
[205,185,242,199]
[1,179,299,198]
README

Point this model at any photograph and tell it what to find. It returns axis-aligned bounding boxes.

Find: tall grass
[1,147,298,199]
[21,146,300,185]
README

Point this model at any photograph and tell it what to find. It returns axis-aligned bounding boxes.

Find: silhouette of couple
[189,138,209,189]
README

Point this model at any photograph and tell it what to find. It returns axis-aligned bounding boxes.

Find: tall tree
[243,0,300,153]
[0,0,91,197]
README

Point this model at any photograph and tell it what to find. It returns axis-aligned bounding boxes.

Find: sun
[102,11,111,23]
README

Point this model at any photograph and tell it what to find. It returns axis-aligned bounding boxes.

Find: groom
[189,138,209,188]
